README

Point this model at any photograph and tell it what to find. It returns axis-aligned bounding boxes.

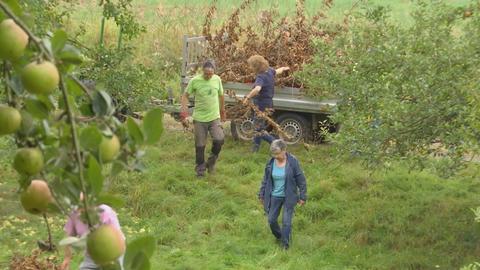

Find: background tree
[300,0,480,176]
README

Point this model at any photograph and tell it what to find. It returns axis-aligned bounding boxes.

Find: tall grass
[1,121,479,269]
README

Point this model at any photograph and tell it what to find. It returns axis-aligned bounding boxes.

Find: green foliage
[80,46,163,114]
[143,108,163,145]
[124,236,156,270]
[101,0,145,42]
[73,0,158,116]
[25,0,70,34]
[462,263,480,270]
[300,0,480,175]
[0,0,164,268]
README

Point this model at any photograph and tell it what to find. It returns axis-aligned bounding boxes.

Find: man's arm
[218,78,226,121]
[180,92,190,121]
[219,94,226,121]
[181,80,195,120]
[275,66,290,75]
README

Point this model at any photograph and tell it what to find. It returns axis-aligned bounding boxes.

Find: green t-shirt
[186,74,224,122]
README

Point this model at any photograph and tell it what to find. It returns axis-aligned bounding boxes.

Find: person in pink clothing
[60,203,125,270]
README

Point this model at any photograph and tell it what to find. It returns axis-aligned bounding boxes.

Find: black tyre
[276,113,311,145]
[230,117,255,142]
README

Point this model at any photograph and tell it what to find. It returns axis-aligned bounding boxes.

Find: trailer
[163,36,338,144]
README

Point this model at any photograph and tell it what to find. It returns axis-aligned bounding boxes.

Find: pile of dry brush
[9,250,60,270]
[202,0,346,88]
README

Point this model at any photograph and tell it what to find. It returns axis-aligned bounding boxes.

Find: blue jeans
[252,99,276,147]
[253,116,276,146]
[267,196,294,247]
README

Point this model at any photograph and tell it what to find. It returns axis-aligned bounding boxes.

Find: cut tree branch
[227,90,292,140]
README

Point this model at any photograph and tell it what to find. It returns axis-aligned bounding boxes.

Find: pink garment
[64,204,125,240]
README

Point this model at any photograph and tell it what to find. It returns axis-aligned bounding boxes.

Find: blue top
[253,67,276,111]
[271,160,286,197]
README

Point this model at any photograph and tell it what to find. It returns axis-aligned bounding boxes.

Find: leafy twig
[0,2,94,228]
[59,76,93,228]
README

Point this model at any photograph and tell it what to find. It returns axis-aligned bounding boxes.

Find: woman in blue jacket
[258,139,307,249]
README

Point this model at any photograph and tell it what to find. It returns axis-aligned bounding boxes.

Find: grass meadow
[1,118,480,269]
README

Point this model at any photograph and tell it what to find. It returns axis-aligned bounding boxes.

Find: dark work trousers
[253,99,276,147]
[193,119,224,173]
[267,196,294,248]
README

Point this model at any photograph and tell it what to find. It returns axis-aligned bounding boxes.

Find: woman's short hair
[247,55,269,74]
[270,139,287,153]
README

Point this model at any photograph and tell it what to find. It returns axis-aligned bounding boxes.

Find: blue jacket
[258,153,307,213]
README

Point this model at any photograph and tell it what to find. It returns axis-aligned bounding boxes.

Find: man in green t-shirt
[181,60,226,177]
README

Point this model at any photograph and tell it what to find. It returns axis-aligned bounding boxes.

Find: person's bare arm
[180,92,190,121]
[243,85,262,104]
[60,246,72,270]
[181,92,189,113]
[275,66,290,75]
[219,94,226,121]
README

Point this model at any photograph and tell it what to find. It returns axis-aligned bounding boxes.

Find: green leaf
[65,76,83,97]
[42,38,53,57]
[6,76,23,96]
[111,160,128,176]
[80,126,103,151]
[52,30,68,54]
[79,103,94,116]
[97,193,125,208]
[126,117,144,144]
[18,110,35,136]
[87,155,103,194]
[124,236,156,270]
[92,90,114,117]
[126,252,150,270]
[58,93,78,113]
[143,108,164,145]
[58,45,83,65]
[40,120,54,140]
[1,0,22,17]
[25,98,49,119]
[47,202,61,214]
[37,95,55,110]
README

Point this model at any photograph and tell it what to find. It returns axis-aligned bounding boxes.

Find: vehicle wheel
[276,113,311,145]
[231,117,255,142]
